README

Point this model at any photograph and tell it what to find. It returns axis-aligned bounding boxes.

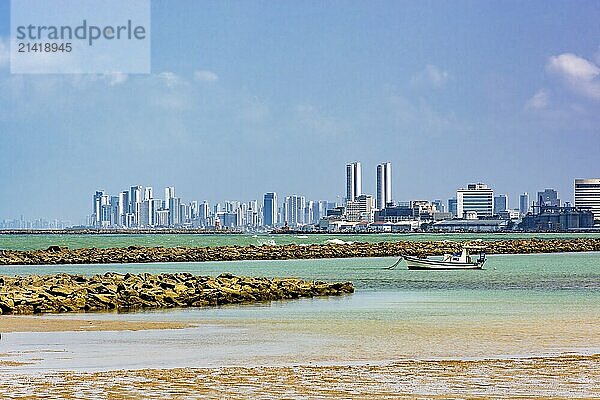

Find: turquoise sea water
[2,231,600,251]
[1,251,599,372]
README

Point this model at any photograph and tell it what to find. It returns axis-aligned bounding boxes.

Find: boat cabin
[442,245,486,264]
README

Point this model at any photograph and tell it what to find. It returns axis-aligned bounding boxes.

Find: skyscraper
[164,186,175,209]
[129,186,142,210]
[139,200,150,227]
[92,190,105,226]
[199,201,210,226]
[304,200,314,224]
[448,198,457,217]
[284,195,306,227]
[129,185,143,227]
[456,183,494,218]
[118,191,129,226]
[575,179,600,223]
[346,162,362,201]
[168,197,181,225]
[494,194,508,214]
[376,162,392,210]
[150,199,162,226]
[109,196,119,226]
[144,187,153,201]
[263,192,277,227]
[189,201,198,220]
[519,192,530,215]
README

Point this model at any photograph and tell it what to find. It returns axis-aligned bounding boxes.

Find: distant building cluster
[90,186,265,230]
[0,217,70,230]
[86,165,600,232]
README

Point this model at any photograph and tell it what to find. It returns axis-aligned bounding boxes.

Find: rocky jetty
[1,238,600,266]
[0,273,354,315]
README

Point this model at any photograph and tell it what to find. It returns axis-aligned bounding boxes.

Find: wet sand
[1,355,598,399]
[0,315,194,332]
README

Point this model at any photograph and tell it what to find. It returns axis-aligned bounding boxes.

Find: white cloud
[155,72,184,88]
[194,70,219,83]
[546,53,600,99]
[525,89,550,110]
[0,37,9,68]
[104,72,128,86]
[410,64,449,88]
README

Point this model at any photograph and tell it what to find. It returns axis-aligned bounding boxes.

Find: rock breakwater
[0,273,354,315]
[1,238,600,266]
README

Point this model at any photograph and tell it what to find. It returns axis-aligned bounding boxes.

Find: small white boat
[402,245,487,270]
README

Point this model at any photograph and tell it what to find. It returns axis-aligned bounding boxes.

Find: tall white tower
[376,162,392,210]
[164,186,175,209]
[346,162,362,201]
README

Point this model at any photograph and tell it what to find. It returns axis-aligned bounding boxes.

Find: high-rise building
[155,209,170,227]
[346,162,362,201]
[180,203,190,224]
[129,186,142,210]
[432,199,444,213]
[448,198,457,217]
[139,200,150,227]
[109,196,119,226]
[164,186,175,209]
[150,199,162,226]
[519,192,530,215]
[456,183,494,219]
[304,201,315,224]
[144,187,153,201]
[169,197,181,225]
[129,185,143,227]
[284,195,306,227]
[494,194,508,215]
[376,162,392,210]
[199,201,210,226]
[536,188,560,207]
[263,192,277,227]
[92,190,105,226]
[118,191,129,226]
[100,194,111,227]
[317,200,329,221]
[246,201,260,227]
[189,201,198,220]
[575,179,600,223]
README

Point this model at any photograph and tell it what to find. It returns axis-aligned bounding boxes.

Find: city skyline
[80,158,598,230]
[1,1,599,221]
[1,165,597,224]
[3,162,597,230]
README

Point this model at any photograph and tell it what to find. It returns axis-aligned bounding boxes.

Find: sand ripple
[1,354,598,399]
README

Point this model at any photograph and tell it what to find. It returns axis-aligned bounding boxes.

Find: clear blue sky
[1,0,599,222]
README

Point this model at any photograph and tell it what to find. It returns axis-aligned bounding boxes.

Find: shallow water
[0,252,599,373]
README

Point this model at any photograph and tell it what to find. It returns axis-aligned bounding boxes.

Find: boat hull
[403,256,484,270]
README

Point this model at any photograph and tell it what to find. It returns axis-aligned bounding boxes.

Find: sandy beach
[0,315,194,332]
